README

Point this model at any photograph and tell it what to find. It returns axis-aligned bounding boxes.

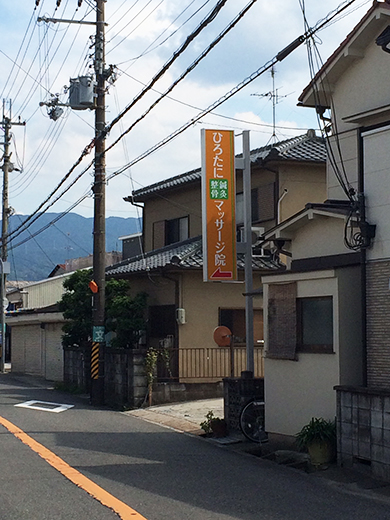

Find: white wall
[363,125,390,261]
[263,271,339,436]
[292,216,349,259]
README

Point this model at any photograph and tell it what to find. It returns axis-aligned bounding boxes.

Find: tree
[59,269,93,347]
[105,279,148,348]
[59,269,147,348]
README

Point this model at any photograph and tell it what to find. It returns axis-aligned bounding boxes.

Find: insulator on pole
[35,0,40,5]
[78,0,83,6]
[56,0,62,7]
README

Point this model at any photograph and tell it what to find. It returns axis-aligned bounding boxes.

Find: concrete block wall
[223,376,264,432]
[336,386,390,481]
[63,345,91,392]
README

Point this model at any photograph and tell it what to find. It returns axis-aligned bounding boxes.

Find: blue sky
[0,0,374,220]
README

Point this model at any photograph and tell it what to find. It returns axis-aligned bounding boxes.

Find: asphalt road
[1,373,390,520]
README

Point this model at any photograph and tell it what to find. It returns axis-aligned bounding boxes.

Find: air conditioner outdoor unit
[238,226,265,244]
[251,227,265,244]
[238,226,268,256]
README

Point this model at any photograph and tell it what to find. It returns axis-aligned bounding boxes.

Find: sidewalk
[125,398,224,435]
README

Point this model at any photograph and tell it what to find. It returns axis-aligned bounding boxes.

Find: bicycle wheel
[240,400,266,443]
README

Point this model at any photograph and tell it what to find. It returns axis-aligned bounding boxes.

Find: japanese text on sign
[201,129,237,282]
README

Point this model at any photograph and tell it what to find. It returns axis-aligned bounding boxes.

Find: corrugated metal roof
[131,131,326,201]
[105,236,283,277]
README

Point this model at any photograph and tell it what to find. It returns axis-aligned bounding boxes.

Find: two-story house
[106,131,327,384]
[261,0,390,481]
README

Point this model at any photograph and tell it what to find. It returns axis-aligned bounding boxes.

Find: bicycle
[239,399,268,443]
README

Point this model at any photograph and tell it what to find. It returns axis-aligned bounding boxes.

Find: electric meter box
[69,76,96,110]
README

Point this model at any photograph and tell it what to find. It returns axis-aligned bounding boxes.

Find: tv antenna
[251,66,291,144]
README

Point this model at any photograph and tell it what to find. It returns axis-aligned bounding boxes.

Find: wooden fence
[157,345,264,382]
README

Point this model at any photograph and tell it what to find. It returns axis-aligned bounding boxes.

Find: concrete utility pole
[90,0,107,405]
[36,1,107,401]
[0,102,25,372]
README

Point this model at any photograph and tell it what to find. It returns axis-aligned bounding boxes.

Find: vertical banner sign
[201,129,237,282]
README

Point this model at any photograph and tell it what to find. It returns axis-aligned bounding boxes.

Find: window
[149,305,176,338]
[297,297,333,353]
[236,189,259,225]
[219,308,263,344]
[153,216,189,249]
[166,216,189,245]
[236,183,276,226]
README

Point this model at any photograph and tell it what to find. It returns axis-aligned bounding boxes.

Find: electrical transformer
[69,76,96,110]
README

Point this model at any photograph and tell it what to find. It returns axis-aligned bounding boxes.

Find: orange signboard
[201,129,237,282]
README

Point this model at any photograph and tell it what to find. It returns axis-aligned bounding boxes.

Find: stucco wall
[142,159,326,253]
[143,183,202,252]
[291,216,350,260]
[179,270,263,350]
[326,131,359,202]
[263,265,363,436]
[278,163,326,222]
[263,271,339,436]
[363,125,390,261]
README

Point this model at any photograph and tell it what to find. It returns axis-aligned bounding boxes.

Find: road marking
[0,415,147,520]
[15,400,74,413]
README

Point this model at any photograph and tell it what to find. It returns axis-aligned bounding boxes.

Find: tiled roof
[131,131,326,201]
[105,236,283,277]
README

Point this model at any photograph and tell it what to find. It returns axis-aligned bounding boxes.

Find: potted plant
[296,417,336,466]
[200,411,228,438]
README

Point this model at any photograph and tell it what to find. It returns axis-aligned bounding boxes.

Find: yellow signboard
[201,129,237,282]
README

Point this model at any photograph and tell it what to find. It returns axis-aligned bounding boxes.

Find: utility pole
[35,2,107,401]
[90,0,106,405]
[0,101,25,372]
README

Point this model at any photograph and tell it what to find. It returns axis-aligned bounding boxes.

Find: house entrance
[149,304,178,380]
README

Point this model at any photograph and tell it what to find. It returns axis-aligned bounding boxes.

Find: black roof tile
[131,131,326,202]
[105,236,283,277]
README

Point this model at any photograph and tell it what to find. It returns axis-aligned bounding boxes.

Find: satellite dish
[213,326,232,347]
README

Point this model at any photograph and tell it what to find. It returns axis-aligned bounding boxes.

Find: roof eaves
[131,133,326,201]
[105,235,283,276]
[299,1,390,107]
[263,200,353,241]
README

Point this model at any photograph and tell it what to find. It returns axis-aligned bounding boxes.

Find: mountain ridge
[5,213,141,281]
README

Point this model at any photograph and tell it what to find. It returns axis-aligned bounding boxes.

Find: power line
[105,0,359,181]
[104,0,259,156]
[116,0,210,66]
[6,0,232,241]
[118,67,310,131]
[6,0,359,252]
[107,0,164,55]
[106,0,230,134]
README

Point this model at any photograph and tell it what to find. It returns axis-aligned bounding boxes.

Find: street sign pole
[242,131,254,374]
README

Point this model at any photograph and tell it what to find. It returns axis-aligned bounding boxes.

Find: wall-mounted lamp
[376,25,390,54]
